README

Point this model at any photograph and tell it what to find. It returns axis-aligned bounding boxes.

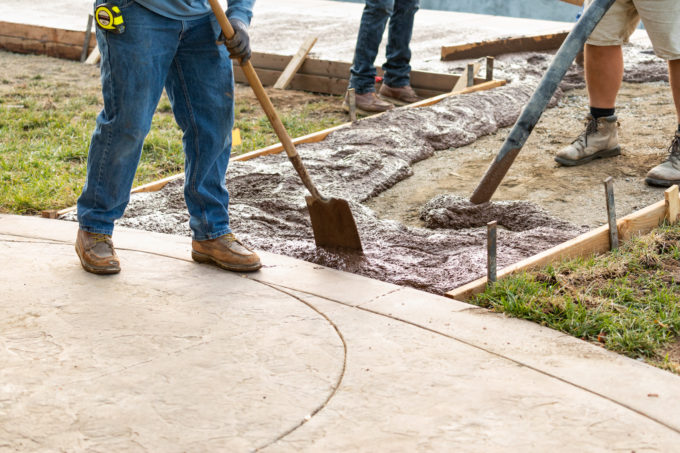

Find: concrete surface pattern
[2,214,680,451]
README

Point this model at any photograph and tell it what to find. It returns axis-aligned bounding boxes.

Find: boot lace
[573,117,599,148]
[667,134,680,162]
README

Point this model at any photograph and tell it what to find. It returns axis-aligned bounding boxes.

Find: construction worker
[556,0,680,187]
[75,0,261,275]
[344,0,423,114]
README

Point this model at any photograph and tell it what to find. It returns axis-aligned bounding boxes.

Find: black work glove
[220,18,251,63]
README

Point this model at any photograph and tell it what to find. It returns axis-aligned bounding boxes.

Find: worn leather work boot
[379,83,423,106]
[192,233,261,272]
[645,132,680,187]
[555,114,621,166]
[343,90,394,115]
[75,229,121,275]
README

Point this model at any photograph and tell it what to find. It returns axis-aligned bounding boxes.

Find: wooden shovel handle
[207,0,323,201]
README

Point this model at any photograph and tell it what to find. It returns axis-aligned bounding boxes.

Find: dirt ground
[367,80,678,229]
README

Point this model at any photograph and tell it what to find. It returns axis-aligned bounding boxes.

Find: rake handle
[207,0,324,201]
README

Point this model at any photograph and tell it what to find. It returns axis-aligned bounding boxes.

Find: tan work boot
[379,83,423,105]
[75,229,120,275]
[645,132,680,187]
[555,114,621,166]
[192,233,261,272]
[343,90,394,115]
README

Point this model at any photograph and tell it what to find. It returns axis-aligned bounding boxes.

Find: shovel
[208,0,362,251]
[469,0,617,204]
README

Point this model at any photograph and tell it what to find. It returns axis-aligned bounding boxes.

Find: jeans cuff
[79,225,114,236]
[193,227,232,241]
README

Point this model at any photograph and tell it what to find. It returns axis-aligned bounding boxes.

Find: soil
[13,43,671,296]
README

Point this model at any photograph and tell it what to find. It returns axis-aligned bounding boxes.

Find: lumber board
[0,35,86,61]
[441,32,570,61]
[446,197,673,302]
[0,22,89,47]
[51,70,505,216]
[665,185,680,225]
[273,37,318,90]
[560,0,584,5]
[84,45,101,65]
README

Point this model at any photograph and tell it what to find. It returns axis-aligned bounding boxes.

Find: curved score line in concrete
[0,236,348,452]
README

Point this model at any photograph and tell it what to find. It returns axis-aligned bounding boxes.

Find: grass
[472,223,680,374]
[0,71,345,214]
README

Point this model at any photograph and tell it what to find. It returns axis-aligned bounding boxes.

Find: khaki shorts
[585,0,680,60]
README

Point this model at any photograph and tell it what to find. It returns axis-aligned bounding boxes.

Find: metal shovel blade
[305,196,363,251]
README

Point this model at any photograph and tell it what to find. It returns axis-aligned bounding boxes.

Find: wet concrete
[63,45,669,295]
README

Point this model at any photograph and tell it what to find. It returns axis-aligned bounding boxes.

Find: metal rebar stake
[80,15,94,63]
[466,63,475,87]
[487,221,497,284]
[348,88,357,123]
[485,56,495,81]
[604,177,618,250]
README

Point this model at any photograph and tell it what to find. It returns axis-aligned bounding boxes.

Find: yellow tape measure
[95,4,126,34]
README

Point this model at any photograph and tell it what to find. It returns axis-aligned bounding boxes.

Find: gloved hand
[220,18,251,63]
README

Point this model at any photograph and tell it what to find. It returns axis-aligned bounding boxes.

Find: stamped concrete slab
[264,290,680,452]
[2,214,680,451]
[363,292,680,433]
[0,219,345,451]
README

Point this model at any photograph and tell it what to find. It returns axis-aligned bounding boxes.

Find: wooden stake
[487,221,497,284]
[604,177,618,250]
[347,88,357,122]
[273,37,318,90]
[80,14,93,63]
[84,45,100,65]
[665,185,680,225]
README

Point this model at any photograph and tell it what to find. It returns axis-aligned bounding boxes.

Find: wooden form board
[52,78,505,218]
[447,187,680,302]
[0,21,95,61]
[273,37,318,90]
[236,51,484,97]
[1,21,483,97]
[441,32,570,61]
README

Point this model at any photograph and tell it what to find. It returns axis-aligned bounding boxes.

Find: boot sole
[554,146,621,167]
[378,93,417,106]
[645,177,680,188]
[75,242,120,275]
[191,250,262,272]
[342,103,392,116]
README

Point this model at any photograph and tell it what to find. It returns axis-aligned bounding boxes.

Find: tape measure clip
[95,3,126,34]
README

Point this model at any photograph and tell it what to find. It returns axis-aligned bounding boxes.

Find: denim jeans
[77,0,235,241]
[349,0,420,94]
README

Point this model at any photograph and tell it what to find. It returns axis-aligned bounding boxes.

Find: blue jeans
[77,0,234,241]
[349,0,420,94]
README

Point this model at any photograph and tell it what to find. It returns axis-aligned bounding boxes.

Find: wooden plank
[273,37,318,90]
[53,76,505,216]
[665,185,680,225]
[0,21,90,47]
[451,61,481,93]
[0,35,84,60]
[560,0,584,5]
[441,32,570,61]
[84,45,101,65]
[446,199,668,301]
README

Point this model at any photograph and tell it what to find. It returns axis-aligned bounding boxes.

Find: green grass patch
[0,73,345,214]
[472,223,680,374]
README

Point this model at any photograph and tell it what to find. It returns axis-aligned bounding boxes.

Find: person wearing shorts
[555,0,680,187]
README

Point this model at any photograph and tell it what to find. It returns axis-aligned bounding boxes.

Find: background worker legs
[556,0,680,186]
[346,0,420,113]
